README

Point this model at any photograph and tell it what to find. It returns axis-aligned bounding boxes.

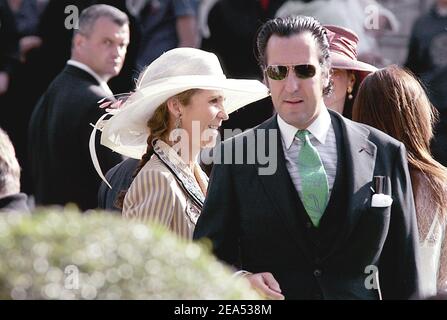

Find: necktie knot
[295,130,310,141]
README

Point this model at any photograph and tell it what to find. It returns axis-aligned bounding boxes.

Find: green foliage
[0,207,260,300]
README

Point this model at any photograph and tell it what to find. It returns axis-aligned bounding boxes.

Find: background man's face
[76,17,129,80]
[265,32,328,129]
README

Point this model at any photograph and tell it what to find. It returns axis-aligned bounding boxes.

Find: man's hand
[0,72,10,96]
[246,272,285,300]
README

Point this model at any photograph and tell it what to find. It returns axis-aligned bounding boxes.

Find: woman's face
[324,69,356,114]
[179,89,229,149]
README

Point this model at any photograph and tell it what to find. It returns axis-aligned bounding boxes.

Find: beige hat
[90,48,269,186]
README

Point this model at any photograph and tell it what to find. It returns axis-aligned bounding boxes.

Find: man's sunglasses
[265,64,316,80]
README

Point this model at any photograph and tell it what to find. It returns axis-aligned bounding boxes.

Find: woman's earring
[347,86,353,100]
[175,114,182,129]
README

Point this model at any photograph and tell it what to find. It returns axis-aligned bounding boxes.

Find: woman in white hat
[323,25,377,119]
[93,47,269,239]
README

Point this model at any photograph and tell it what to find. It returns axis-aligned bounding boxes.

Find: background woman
[324,25,377,119]
[353,65,447,297]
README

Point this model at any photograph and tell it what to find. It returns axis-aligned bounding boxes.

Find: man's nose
[284,69,300,93]
[112,45,125,58]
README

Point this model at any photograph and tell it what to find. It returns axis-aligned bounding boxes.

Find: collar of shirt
[67,60,114,97]
[277,106,332,150]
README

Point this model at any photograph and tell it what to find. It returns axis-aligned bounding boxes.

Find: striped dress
[122,141,208,239]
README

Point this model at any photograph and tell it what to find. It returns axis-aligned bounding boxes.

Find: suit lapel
[332,112,377,240]
[255,116,313,260]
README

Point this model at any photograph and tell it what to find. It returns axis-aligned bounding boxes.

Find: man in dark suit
[28,4,129,211]
[194,16,422,300]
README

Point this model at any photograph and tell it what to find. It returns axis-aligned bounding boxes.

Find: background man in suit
[28,4,128,210]
[194,16,422,300]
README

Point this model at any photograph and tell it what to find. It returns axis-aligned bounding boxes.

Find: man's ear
[322,68,330,88]
[262,72,271,90]
[73,33,85,51]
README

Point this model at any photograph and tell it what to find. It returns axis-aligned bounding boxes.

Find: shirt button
[314,269,322,277]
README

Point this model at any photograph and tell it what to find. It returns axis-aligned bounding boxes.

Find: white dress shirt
[67,60,114,98]
[277,107,338,199]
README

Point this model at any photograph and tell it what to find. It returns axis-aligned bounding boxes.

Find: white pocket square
[371,193,393,208]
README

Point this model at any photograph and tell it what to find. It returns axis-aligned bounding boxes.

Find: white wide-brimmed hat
[90,47,269,186]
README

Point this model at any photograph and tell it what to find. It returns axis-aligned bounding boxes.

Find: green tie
[296,130,329,227]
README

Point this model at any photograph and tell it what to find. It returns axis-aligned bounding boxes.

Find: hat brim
[330,52,377,73]
[100,75,269,159]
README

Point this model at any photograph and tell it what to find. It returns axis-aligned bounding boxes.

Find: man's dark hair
[74,4,129,37]
[255,16,332,95]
